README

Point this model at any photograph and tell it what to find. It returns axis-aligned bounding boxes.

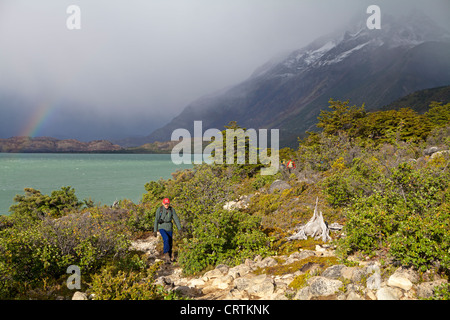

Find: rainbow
[19,101,54,138]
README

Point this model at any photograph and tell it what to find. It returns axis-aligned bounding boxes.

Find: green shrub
[251,173,278,191]
[142,180,166,203]
[41,212,130,272]
[427,282,450,300]
[177,209,273,275]
[9,186,82,222]
[336,161,450,274]
[160,164,234,237]
[0,209,131,298]
[323,156,387,208]
[425,102,450,128]
[0,224,65,290]
[337,192,406,255]
[120,199,154,234]
[297,132,352,172]
[247,193,282,215]
[389,203,450,273]
[90,261,163,300]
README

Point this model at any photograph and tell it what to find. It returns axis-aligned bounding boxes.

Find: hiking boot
[163,253,171,263]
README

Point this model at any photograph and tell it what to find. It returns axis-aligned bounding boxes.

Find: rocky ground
[98,234,448,301]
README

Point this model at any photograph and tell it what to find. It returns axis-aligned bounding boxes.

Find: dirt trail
[130,234,180,277]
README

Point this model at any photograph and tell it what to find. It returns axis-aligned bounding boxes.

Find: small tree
[316,99,366,138]
[10,186,82,222]
[425,102,450,128]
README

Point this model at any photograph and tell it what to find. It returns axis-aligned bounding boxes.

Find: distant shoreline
[0,136,176,154]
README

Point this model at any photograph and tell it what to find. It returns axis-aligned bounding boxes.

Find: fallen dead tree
[287,198,331,243]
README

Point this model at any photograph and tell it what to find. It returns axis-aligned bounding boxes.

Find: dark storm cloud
[0,0,449,140]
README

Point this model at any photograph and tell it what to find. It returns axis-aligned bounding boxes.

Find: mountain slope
[382,85,450,113]
[141,11,450,148]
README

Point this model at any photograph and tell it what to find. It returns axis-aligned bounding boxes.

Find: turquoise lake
[0,153,193,215]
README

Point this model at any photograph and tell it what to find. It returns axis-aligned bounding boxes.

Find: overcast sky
[0,0,449,141]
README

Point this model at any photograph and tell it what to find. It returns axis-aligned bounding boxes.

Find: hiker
[286,159,296,173]
[153,198,182,262]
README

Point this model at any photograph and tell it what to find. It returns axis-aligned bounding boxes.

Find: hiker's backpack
[157,206,173,224]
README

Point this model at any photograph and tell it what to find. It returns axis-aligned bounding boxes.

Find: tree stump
[287,198,331,242]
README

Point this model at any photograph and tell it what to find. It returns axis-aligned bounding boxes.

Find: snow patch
[322,41,371,65]
[283,40,336,70]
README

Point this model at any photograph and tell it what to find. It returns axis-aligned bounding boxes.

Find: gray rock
[248,279,275,296]
[366,273,381,290]
[340,266,356,280]
[234,277,252,291]
[189,278,206,287]
[366,262,381,275]
[226,288,251,300]
[202,268,224,281]
[223,195,252,210]
[423,146,439,156]
[297,250,316,260]
[387,273,413,291]
[416,280,448,299]
[251,274,271,284]
[258,256,278,268]
[294,287,312,300]
[308,276,343,297]
[351,268,367,283]
[431,150,450,159]
[72,291,88,300]
[393,267,419,284]
[322,264,346,279]
[376,287,399,300]
[229,264,252,278]
[254,254,263,262]
[346,291,364,300]
[269,180,291,193]
[328,223,343,231]
[175,285,198,296]
[212,275,234,290]
[215,264,230,275]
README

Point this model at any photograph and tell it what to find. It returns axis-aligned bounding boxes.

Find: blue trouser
[159,229,173,256]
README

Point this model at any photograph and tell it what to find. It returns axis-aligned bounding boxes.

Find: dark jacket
[154,205,181,233]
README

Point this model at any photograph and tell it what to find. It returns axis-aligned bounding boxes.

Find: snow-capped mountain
[141,11,450,147]
[265,11,449,77]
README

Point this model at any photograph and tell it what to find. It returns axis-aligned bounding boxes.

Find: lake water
[0,153,193,215]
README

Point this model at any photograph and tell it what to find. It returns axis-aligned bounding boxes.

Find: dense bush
[0,189,137,299]
[337,161,449,260]
[9,186,82,222]
[0,213,131,298]
[89,261,166,300]
[177,209,273,275]
[316,99,447,147]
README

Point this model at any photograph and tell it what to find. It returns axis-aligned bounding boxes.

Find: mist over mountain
[136,11,450,148]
